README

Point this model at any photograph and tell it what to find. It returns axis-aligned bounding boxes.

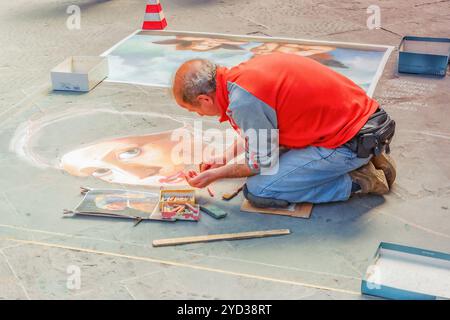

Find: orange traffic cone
[142,0,167,30]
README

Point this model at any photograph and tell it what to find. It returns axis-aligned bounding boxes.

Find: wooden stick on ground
[152,229,290,247]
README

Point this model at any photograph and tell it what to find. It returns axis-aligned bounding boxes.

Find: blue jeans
[246,146,371,204]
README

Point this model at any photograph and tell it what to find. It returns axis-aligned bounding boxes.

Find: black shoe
[243,184,291,209]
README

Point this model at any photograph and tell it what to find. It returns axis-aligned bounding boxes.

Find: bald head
[172,59,217,106]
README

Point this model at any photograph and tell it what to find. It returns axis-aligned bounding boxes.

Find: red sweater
[215,52,379,149]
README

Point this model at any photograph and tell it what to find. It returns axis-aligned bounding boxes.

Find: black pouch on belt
[345,108,396,158]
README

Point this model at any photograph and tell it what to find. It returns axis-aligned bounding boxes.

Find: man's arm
[215,162,254,179]
[224,136,245,163]
[185,163,254,188]
[187,83,279,188]
[226,83,279,176]
[200,136,245,171]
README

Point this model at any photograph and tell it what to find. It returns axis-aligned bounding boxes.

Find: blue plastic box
[361,242,450,300]
[398,36,450,77]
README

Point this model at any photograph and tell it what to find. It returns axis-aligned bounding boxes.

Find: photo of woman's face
[61,131,188,186]
[164,37,247,51]
[251,43,334,57]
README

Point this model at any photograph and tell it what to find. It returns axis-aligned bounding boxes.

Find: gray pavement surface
[0,0,449,300]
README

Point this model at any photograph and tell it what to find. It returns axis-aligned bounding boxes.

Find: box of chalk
[159,188,196,210]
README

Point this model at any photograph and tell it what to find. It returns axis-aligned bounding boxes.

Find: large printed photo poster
[102,30,393,96]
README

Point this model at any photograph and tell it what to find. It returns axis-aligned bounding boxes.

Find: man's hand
[184,170,219,188]
[200,138,245,172]
[185,163,254,189]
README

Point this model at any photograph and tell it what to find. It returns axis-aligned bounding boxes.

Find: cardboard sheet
[240,199,313,219]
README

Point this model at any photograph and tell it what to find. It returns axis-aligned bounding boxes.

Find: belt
[343,108,395,158]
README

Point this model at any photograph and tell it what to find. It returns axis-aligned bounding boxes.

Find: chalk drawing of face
[61,131,187,186]
[10,109,228,188]
[9,108,192,187]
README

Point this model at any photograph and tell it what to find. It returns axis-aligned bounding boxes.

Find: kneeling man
[172,53,396,207]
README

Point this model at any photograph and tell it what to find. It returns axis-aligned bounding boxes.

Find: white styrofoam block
[51,56,109,92]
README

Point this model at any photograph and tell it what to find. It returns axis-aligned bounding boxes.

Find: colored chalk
[222,185,244,201]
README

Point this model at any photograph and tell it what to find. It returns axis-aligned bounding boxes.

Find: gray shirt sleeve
[226,82,279,174]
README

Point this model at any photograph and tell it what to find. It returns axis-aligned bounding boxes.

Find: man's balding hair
[173,59,217,105]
